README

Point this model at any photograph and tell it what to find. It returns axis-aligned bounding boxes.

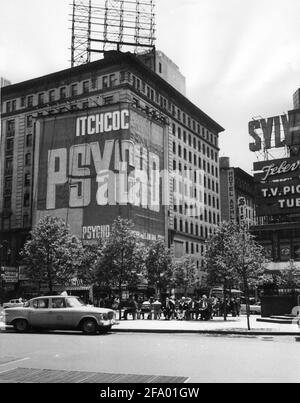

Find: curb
[111,328,300,336]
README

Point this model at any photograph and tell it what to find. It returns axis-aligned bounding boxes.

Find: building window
[4,196,11,209]
[12,100,16,111]
[23,193,30,207]
[186,242,189,254]
[27,96,33,108]
[38,93,45,105]
[49,90,55,102]
[6,101,11,113]
[26,133,33,147]
[102,76,109,89]
[191,243,194,254]
[24,173,31,187]
[5,158,13,172]
[60,87,67,99]
[4,177,12,191]
[83,81,89,94]
[6,138,14,151]
[159,62,162,73]
[7,120,15,136]
[71,84,78,97]
[25,153,31,166]
[20,97,26,108]
[104,96,114,105]
[26,115,33,128]
[23,214,30,228]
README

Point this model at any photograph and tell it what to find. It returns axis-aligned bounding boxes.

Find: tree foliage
[205,221,266,327]
[173,257,197,296]
[145,239,174,296]
[21,216,83,293]
[94,217,145,301]
[205,221,239,291]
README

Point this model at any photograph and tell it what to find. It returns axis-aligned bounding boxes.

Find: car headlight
[98,313,108,321]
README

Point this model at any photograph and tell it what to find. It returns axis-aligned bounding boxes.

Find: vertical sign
[238,196,246,224]
[228,169,236,222]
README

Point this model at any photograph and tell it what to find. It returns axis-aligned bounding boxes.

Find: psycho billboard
[36,106,167,241]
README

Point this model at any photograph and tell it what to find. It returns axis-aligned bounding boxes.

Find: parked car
[3,299,25,309]
[4,295,116,335]
[240,301,261,315]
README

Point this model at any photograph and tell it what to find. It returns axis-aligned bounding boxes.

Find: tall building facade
[219,157,256,226]
[0,51,224,286]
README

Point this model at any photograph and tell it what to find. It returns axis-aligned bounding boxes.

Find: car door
[29,298,52,328]
[48,297,74,330]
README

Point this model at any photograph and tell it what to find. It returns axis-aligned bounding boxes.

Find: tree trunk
[118,280,122,321]
[243,269,251,331]
[223,282,227,321]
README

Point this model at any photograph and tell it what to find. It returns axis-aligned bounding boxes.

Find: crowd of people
[97,295,241,321]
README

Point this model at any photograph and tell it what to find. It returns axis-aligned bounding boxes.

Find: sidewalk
[112,315,300,336]
[1,309,299,335]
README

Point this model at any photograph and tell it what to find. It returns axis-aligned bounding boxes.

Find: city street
[0,330,299,383]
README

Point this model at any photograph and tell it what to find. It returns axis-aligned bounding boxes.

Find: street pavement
[0,330,299,383]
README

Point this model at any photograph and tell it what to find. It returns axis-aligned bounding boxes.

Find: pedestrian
[162,297,171,320]
[141,298,152,320]
[152,297,162,320]
[136,297,143,320]
[123,295,138,320]
[236,297,241,317]
[184,298,192,321]
[199,295,209,321]
[177,297,186,320]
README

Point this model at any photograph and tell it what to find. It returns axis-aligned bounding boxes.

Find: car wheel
[13,319,29,333]
[82,319,97,335]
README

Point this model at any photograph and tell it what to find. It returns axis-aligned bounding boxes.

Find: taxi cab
[4,295,116,335]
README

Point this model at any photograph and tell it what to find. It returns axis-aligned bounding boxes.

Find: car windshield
[65,297,86,308]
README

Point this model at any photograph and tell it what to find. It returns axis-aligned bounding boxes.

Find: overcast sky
[1,0,300,174]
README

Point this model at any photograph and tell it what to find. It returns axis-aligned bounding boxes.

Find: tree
[77,239,104,285]
[145,239,174,298]
[231,224,266,330]
[21,216,83,294]
[279,261,300,289]
[94,217,145,317]
[173,257,197,297]
[205,221,239,321]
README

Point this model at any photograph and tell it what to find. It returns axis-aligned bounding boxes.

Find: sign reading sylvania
[36,107,166,240]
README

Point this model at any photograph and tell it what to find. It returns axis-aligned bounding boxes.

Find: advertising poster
[36,106,166,242]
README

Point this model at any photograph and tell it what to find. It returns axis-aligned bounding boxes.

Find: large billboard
[253,156,300,216]
[249,109,300,152]
[36,106,166,241]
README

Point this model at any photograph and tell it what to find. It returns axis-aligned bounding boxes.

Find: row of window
[172,163,219,193]
[172,125,218,162]
[4,74,118,113]
[174,217,219,236]
[172,147,219,177]
[127,71,219,148]
[3,192,30,209]
[173,193,219,211]
[1,214,30,230]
